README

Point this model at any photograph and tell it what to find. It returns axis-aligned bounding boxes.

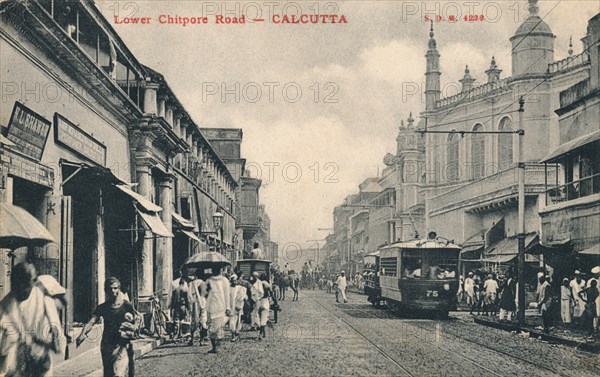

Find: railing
[435,78,510,109]
[545,173,600,205]
[548,52,589,75]
[429,164,553,212]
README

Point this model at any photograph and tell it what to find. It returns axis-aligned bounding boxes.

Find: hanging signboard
[54,113,107,167]
[6,102,51,161]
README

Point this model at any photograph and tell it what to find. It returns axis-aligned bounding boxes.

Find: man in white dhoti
[187,274,207,346]
[250,273,264,331]
[228,274,246,342]
[257,273,273,340]
[571,270,586,324]
[0,262,63,377]
[205,268,230,353]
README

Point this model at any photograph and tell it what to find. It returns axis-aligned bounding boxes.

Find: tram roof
[380,238,461,250]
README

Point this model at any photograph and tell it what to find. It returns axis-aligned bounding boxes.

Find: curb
[56,337,164,377]
[473,316,600,353]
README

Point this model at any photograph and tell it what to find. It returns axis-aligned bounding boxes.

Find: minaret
[406,112,414,128]
[485,57,502,83]
[459,65,476,92]
[425,21,441,111]
[510,0,555,77]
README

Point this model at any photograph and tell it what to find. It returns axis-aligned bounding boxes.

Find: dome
[514,15,553,36]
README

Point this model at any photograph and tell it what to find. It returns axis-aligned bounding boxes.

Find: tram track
[309,291,567,377]
[308,295,416,377]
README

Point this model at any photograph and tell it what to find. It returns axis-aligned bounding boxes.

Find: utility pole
[416,98,526,323]
[517,97,526,325]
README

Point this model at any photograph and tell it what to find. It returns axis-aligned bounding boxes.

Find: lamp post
[212,209,224,254]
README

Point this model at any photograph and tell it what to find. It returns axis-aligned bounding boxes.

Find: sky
[96,0,599,248]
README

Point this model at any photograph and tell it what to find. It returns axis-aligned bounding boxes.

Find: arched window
[471,124,485,179]
[446,133,459,182]
[498,117,513,170]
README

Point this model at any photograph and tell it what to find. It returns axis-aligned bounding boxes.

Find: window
[380,257,397,277]
[498,118,513,171]
[471,124,485,179]
[446,133,459,182]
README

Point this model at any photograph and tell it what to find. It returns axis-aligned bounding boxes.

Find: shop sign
[1,149,55,188]
[6,102,51,161]
[54,113,107,167]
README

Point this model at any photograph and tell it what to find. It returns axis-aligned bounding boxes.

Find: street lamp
[213,210,224,254]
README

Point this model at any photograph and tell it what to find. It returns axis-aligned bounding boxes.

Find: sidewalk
[53,333,163,377]
[473,313,600,353]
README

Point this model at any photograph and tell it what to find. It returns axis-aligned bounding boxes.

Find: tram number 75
[426,290,439,297]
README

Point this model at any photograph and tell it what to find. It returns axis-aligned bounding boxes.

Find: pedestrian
[186,273,207,346]
[256,273,274,340]
[76,277,136,377]
[483,274,498,316]
[579,280,599,335]
[289,272,299,301]
[560,278,573,324]
[228,274,246,342]
[464,272,475,308]
[0,262,64,377]
[169,278,190,341]
[336,271,348,303]
[326,277,333,294]
[251,243,264,259]
[537,275,553,333]
[570,270,586,325]
[498,271,516,321]
[204,267,230,354]
[249,272,264,331]
[457,274,465,304]
[586,266,600,331]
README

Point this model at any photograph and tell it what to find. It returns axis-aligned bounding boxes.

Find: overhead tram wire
[426,0,564,128]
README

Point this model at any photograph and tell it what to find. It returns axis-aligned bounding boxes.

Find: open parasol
[183,251,231,269]
[0,202,54,248]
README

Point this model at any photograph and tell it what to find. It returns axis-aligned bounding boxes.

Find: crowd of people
[0,260,284,377]
[457,266,600,335]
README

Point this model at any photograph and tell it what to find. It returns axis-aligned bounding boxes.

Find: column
[143,83,160,115]
[157,174,174,302]
[158,97,166,118]
[165,106,174,127]
[173,115,182,138]
[136,164,153,297]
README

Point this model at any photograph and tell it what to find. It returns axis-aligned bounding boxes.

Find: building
[0,0,241,325]
[539,14,600,275]
[420,0,590,278]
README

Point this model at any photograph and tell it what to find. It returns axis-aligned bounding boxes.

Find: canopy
[540,130,600,163]
[136,208,173,238]
[580,244,600,255]
[0,202,54,248]
[115,184,162,212]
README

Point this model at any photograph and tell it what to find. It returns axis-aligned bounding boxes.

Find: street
[136,290,600,377]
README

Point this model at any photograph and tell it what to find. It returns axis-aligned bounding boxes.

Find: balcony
[429,164,554,216]
[545,173,600,205]
[238,176,261,239]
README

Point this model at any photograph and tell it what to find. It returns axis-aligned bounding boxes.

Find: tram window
[380,257,397,277]
[401,249,423,278]
[422,249,459,280]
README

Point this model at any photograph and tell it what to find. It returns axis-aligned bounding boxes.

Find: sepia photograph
[0,0,599,375]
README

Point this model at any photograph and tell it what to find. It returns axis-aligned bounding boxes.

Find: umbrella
[183,251,231,269]
[0,202,54,248]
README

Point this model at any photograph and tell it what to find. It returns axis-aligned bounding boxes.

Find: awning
[115,184,162,212]
[181,229,201,242]
[479,233,539,263]
[460,242,484,260]
[136,208,173,238]
[172,212,198,231]
[580,244,600,255]
[540,130,600,163]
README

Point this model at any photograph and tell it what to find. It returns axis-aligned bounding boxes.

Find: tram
[365,232,461,317]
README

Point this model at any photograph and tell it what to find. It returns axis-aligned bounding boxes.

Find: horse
[275,271,289,301]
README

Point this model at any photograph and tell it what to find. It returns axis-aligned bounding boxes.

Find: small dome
[515,15,553,36]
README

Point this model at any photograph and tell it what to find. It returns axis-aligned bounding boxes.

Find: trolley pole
[517,97,526,326]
